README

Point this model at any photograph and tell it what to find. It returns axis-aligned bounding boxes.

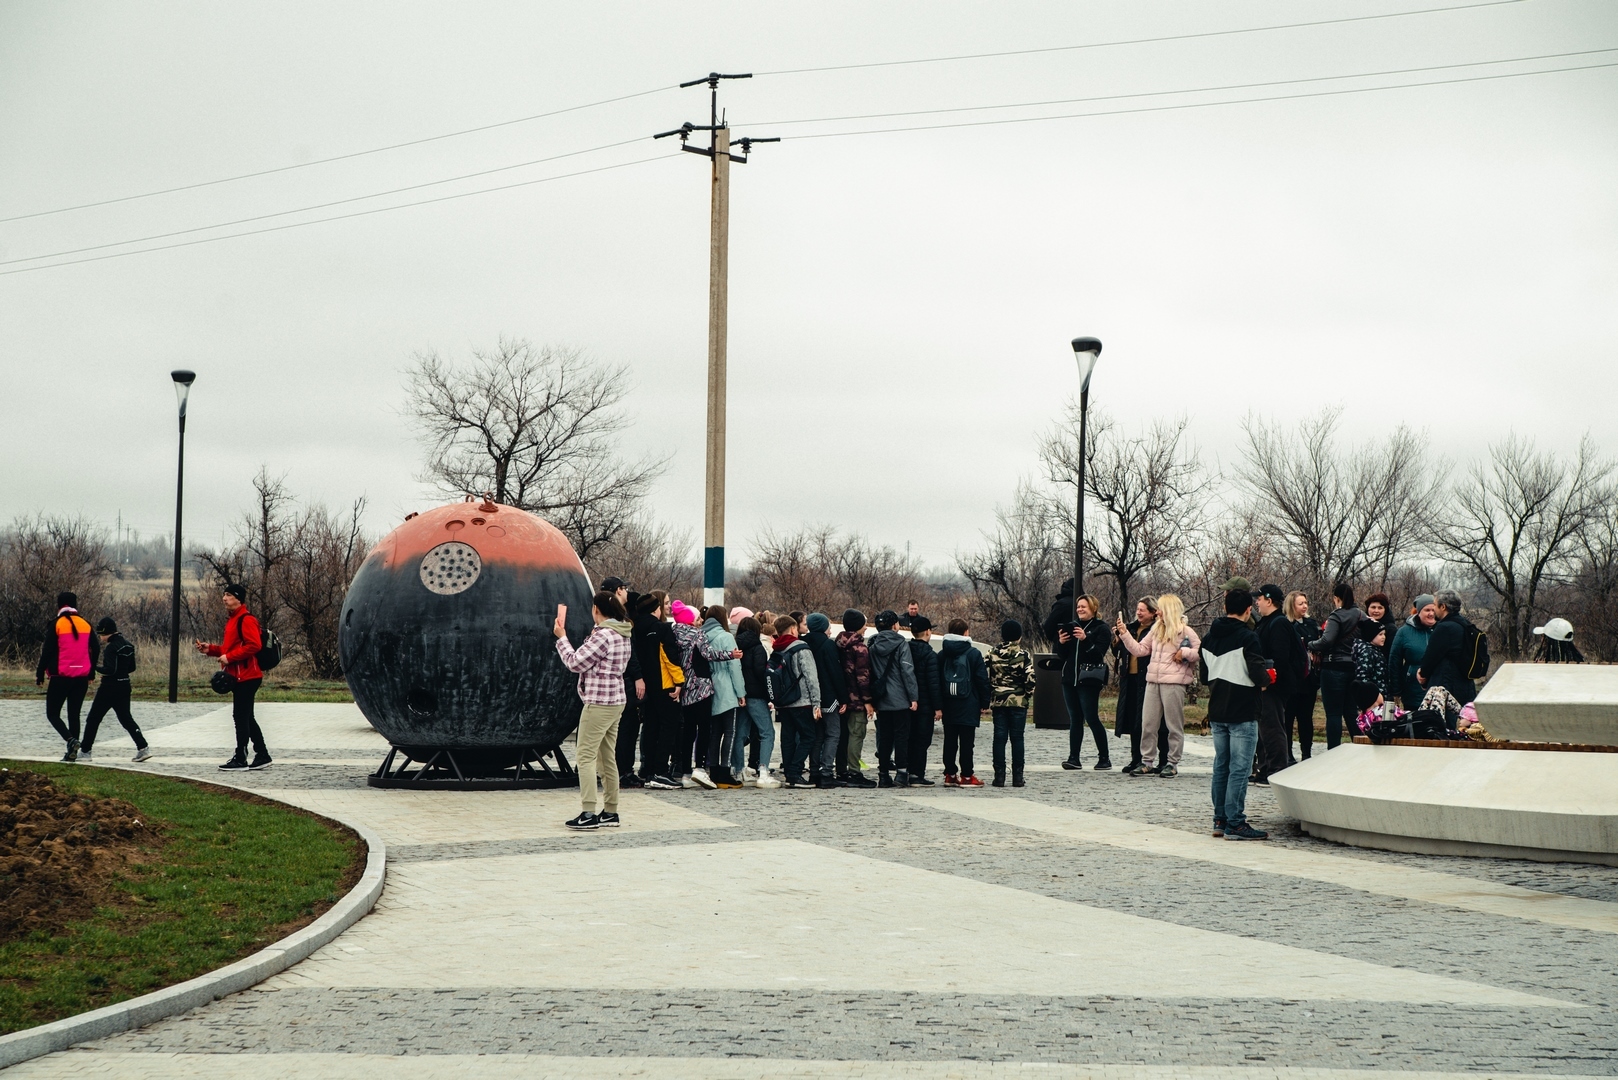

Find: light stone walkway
[4,704,1617,1077]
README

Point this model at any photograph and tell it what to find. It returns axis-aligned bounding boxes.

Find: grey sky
[2,0,1614,571]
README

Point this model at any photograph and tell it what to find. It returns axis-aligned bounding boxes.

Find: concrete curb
[0,768,386,1071]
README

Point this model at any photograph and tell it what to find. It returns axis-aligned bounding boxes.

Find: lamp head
[171,369,196,417]
[1070,337,1102,393]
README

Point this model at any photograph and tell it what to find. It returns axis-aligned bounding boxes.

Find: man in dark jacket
[1417,590,1481,705]
[1252,584,1298,784]
[631,592,686,788]
[79,617,151,763]
[906,616,941,785]
[868,610,919,787]
[1201,589,1273,840]
[804,614,847,788]
[836,610,876,786]
[938,620,993,786]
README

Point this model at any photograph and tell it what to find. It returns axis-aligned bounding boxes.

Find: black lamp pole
[168,370,195,703]
[1069,338,1102,621]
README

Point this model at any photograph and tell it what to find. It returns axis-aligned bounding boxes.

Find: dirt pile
[0,768,160,943]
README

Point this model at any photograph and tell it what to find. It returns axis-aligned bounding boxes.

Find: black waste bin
[1033,653,1067,729]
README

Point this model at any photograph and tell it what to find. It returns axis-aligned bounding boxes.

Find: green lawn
[0,673,353,703]
[0,762,363,1035]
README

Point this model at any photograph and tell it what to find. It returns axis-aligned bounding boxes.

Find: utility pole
[656,74,777,607]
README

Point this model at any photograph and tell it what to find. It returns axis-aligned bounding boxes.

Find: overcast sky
[2,0,1615,572]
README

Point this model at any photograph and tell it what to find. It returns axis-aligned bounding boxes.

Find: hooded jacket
[37,607,99,681]
[1199,616,1272,724]
[937,636,992,726]
[770,634,820,710]
[837,629,874,709]
[1309,605,1363,668]
[867,628,919,712]
[554,619,633,706]
[736,624,770,701]
[1255,609,1303,694]
[631,603,684,694]
[988,641,1035,709]
[804,628,848,709]
[909,636,942,716]
[702,618,747,714]
[96,632,137,682]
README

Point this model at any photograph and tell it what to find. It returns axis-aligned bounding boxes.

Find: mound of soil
[0,769,161,943]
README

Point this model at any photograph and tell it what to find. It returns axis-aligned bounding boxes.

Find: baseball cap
[1256,584,1285,606]
[1533,618,1573,642]
[1220,575,1251,593]
[909,615,933,634]
[600,576,628,592]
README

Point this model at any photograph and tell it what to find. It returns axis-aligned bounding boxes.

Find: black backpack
[943,649,973,699]
[767,645,801,704]
[1461,623,1490,681]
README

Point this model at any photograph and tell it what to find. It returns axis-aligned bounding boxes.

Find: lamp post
[167,370,195,704]
[1068,338,1101,621]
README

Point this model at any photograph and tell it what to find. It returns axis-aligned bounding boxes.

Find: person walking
[554,591,634,830]
[906,616,941,786]
[731,615,780,787]
[195,584,271,771]
[79,617,152,763]
[1202,588,1273,840]
[702,606,746,788]
[988,619,1036,787]
[1307,582,1363,749]
[36,591,98,762]
[603,579,644,788]
[631,591,686,790]
[1111,598,1168,775]
[1417,590,1484,705]
[836,610,877,786]
[1055,594,1112,771]
[867,610,919,787]
[939,619,992,787]
[1252,584,1300,784]
[1284,591,1321,761]
[803,613,848,789]
[1388,595,1437,709]
[1113,594,1200,778]
[768,614,821,787]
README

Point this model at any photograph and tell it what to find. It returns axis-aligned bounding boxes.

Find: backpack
[258,627,282,672]
[943,649,973,698]
[1461,622,1490,681]
[768,645,802,704]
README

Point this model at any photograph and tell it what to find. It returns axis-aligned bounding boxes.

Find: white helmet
[1533,617,1574,642]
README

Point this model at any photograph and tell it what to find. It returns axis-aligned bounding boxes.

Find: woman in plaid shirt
[554,590,634,831]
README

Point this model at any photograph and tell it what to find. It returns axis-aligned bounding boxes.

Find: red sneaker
[960,775,984,787]
[943,774,961,787]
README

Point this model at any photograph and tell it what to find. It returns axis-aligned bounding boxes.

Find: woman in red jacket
[195,584,272,771]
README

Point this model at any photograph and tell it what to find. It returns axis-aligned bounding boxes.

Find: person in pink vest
[35,590,100,761]
[194,583,271,771]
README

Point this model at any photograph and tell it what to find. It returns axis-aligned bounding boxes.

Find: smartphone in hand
[552,604,568,639]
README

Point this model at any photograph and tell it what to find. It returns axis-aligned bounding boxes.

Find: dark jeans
[1320,667,1354,749]
[1061,680,1108,764]
[615,696,640,777]
[991,706,1025,777]
[778,706,817,780]
[678,699,712,775]
[45,675,91,746]
[910,713,935,779]
[1286,687,1317,760]
[232,678,267,756]
[82,680,147,753]
[708,707,736,780]
[640,690,682,779]
[943,725,977,777]
[875,709,912,776]
[1255,690,1289,780]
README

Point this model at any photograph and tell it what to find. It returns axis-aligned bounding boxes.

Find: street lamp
[1068,337,1101,623]
[168,370,195,704]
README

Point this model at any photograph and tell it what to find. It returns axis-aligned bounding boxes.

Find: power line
[0,85,676,225]
[0,154,678,278]
[0,136,647,267]
[756,0,1530,76]
[743,47,1617,129]
[745,58,1618,142]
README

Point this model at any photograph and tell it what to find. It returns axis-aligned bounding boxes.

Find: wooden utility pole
[656,74,776,608]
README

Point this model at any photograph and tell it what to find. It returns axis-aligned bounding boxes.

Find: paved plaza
[3,699,1617,1077]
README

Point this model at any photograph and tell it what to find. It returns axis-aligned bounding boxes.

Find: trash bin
[1033,653,1067,730]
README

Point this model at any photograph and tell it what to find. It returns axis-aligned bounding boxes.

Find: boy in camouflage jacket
[988,619,1037,787]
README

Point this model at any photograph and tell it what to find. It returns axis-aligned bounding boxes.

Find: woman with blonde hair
[1113,593,1200,777]
[1283,590,1321,762]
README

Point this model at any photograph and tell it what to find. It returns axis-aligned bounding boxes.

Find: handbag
[1075,663,1109,686]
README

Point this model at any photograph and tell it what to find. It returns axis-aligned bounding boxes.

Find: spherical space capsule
[339,499,595,776]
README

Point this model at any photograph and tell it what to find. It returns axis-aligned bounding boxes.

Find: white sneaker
[742,766,758,781]
[78,750,93,763]
[754,773,781,789]
[680,774,699,789]
[132,747,153,762]
[692,768,717,790]
[742,772,759,787]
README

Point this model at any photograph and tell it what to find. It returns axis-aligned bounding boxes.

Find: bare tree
[1423,433,1613,658]
[278,498,369,678]
[1041,409,1211,613]
[1235,408,1438,601]
[957,480,1066,649]
[1568,496,1618,661]
[406,339,666,559]
[587,515,702,599]
[741,525,924,616]
[0,516,109,661]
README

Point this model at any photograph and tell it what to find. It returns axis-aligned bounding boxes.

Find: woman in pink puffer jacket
[1114,593,1200,778]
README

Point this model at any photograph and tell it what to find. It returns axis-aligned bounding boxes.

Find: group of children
[552,583,1040,831]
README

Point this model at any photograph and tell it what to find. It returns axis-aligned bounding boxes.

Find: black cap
[875,609,900,630]
[909,615,933,634]
[95,617,118,635]
[224,583,248,601]
[1256,584,1285,606]
[601,576,628,591]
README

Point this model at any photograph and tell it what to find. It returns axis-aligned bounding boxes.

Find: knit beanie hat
[671,600,697,625]
[56,591,77,609]
[224,583,248,602]
[842,609,866,633]
[1000,618,1023,642]
[806,613,830,633]
[729,606,754,626]
[1413,594,1435,611]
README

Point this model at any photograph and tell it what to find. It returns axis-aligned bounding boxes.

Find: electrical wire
[742,47,1617,129]
[0,154,678,278]
[0,137,647,267]
[0,85,676,225]
[741,58,1618,142]
[756,0,1530,76]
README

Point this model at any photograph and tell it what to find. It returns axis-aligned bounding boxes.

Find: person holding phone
[1113,594,1199,778]
[554,592,634,831]
[1056,593,1112,771]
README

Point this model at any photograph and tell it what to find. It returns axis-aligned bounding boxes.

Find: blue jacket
[702,619,746,715]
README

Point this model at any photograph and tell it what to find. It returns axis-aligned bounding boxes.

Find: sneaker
[1252,776,1271,787]
[1121,762,1144,776]
[598,812,621,828]
[816,776,838,789]
[132,747,153,762]
[646,775,680,790]
[61,740,79,763]
[77,750,93,763]
[1157,764,1178,779]
[620,774,645,788]
[742,767,758,781]
[564,812,601,831]
[692,768,717,790]
[894,771,911,788]
[844,773,878,788]
[754,773,781,789]
[783,776,811,788]
[1093,760,1113,771]
[960,775,984,788]
[1212,819,1226,837]
[943,774,961,787]
[218,753,249,771]
[1224,823,1269,841]
[680,774,700,789]
[1060,759,1081,770]
[909,775,935,786]
[249,752,273,771]
[1132,764,1159,777]
[878,774,895,788]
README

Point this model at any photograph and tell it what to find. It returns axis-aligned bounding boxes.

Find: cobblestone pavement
[6,708,1618,1078]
